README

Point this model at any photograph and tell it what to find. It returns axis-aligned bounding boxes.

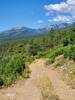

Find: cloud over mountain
[44,0,75,23]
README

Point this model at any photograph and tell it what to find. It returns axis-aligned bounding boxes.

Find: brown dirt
[0,59,75,100]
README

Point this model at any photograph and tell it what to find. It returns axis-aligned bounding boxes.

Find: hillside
[0,25,75,100]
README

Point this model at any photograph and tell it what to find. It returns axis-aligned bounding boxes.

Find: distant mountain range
[0,23,75,39]
[46,23,73,30]
[0,27,47,39]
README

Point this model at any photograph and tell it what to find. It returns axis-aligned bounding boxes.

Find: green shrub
[46,44,75,64]
[63,39,69,46]
[0,55,30,86]
[45,47,64,64]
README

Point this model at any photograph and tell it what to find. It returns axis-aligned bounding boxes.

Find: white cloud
[44,0,75,23]
[44,2,68,13]
[53,15,72,23]
[37,20,44,24]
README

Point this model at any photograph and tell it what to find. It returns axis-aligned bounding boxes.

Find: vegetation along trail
[0,59,75,100]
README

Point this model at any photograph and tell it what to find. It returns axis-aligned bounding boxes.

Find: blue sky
[0,0,75,31]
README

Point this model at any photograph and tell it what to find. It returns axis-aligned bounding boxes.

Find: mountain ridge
[0,23,75,39]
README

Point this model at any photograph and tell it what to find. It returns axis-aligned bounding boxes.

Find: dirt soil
[0,59,75,100]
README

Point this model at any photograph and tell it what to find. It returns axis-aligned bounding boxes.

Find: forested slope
[0,25,75,86]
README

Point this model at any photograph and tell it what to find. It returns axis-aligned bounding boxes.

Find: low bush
[45,44,75,64]
[0,54,30,86]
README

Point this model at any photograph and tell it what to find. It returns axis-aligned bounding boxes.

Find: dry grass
[52,55,66,69]
[60,60,75,89]
[38,74,60,100]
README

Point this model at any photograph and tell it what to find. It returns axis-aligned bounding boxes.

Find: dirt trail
[0,59,75,100]
[47,68,75,100]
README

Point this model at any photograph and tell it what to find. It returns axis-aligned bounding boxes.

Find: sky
[0,0,75,31]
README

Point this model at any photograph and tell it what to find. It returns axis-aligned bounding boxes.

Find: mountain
[0,27,48,39]
[0,23,74,39]
[46,23,73,30]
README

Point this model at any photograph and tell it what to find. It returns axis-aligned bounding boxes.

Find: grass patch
[38,74,60,100]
